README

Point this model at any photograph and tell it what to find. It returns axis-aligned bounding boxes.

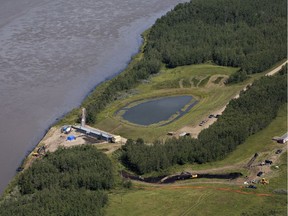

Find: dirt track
[265,60,288,76]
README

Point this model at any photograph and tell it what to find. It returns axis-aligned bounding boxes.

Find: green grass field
[92,60,285,142]
[92,64,246,141]
[105,184,286,216]
[104,104,287,216]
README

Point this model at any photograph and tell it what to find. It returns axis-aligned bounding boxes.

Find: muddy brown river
[0,0,188,194]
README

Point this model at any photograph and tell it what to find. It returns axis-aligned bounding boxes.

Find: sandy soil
[41,126,126,153]
[177,106,226,138]
[22,126,126,170]
[42,127,103,153]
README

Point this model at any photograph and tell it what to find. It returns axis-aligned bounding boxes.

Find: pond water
[121,96,196,125]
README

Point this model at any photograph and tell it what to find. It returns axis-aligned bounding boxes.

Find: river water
[0,0,188,194]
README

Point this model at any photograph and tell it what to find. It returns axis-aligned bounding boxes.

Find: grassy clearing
[213,76,224,84]
[192,77,200,87]
[152,78,181,89]
[92,61,284,142]
[198,75,211,87]
[93,64,243,141]
[105,182,286,216]
[182,78,191,88]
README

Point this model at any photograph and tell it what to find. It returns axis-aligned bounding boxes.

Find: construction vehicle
[32,152,39,157]
[246,185,257,189]
[260,178,269,185]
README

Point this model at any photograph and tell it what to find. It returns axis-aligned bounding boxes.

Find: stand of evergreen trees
[84,0,286,123]
[121,71,287,175]
[0,146,114,216]
[146,0,287,77]
[0,189,108,216]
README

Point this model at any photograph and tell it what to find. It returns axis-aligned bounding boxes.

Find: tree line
[0,189,107,216]
[121,71,287,174]
[0,146,114,216]
[84,57,161,123]
[83,0,286,123]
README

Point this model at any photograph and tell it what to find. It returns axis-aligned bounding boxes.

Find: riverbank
[0,0,190,195]
[0,8,165,197]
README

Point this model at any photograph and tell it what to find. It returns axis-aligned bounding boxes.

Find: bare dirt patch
[37,126,126,154]
[41,127,102,153]
[22,126,126,170]
[177,106,226,138]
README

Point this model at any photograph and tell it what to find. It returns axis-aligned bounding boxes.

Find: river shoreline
[3,36,145,198]
[1,10,169,197]
[0,0,190,195]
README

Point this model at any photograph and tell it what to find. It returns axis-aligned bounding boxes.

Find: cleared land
[105,104,287,215]
[92,61,286,142]
[20,126,126,171]
[93,64,242,141]
[21,60,286,171]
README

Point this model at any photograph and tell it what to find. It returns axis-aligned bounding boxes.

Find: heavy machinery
[260,178,269,185]
[192,174,198,178]
[32,152,39,157]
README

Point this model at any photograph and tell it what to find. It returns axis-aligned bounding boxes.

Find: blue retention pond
[119,95,197,126]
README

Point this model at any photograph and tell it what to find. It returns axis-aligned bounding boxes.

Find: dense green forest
[83,0,286,123]
[146,0,286,73]
[0,146,114,216]
[121,70,287,174]
[0,189,107,216]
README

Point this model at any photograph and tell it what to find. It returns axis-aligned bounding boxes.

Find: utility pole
[81,107,86,127]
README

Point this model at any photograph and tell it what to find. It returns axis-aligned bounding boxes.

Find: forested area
[0,189,107,216]
[0,146,113,216]
[83,0,286,123]
[121,70,287,174]
[146,0,287,74]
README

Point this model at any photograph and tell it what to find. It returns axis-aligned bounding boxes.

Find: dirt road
[265,60,288,76]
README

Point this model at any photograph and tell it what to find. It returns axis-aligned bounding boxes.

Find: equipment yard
[21,125,126,170]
